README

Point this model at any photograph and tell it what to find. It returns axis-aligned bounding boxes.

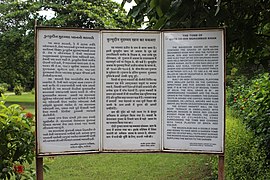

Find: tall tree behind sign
[0,0,133,89]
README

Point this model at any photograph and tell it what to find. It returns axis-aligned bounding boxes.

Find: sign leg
[36,157,43,180]
[218,155,225,180]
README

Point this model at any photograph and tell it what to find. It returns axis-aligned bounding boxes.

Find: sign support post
[218,154,225,180]
[36,157,43,180]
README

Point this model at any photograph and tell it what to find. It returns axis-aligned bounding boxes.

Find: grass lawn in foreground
[44,153,212,180]
[0,92,35,113]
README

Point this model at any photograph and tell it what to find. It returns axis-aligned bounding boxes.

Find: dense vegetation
[211,109,270,179]
[227,72,270,163]
[0,0,132,90]
[0,96,35,179]
[127,0,270,76]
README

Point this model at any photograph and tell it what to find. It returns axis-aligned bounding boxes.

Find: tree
[0,1,42,90]
[0,0,132,90]
[126,0,270,76]
[41,0,130,29]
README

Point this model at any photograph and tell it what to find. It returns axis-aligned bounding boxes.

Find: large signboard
[36,28,225,155]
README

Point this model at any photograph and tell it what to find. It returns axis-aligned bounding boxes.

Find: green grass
[1,92,35,113]
[2,92,35,103]
[44,153,212,180]
[2,92,213,179]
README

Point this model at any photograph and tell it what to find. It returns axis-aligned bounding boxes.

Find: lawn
[2,92,214,179]
[44,153,213,180]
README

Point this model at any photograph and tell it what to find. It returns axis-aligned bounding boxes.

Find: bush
[226,111,269,179]
[0,95,35,179]
[211,110,270,179]
[0,86,6,96]
[0,83,10,96]
[227,73,270,161]
[31,88,35,95]
[13,85,24,96]
[0,83,10,91]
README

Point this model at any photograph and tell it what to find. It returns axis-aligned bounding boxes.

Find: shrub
[31,88,35,95]
[243,73,270,159]
[0,95,35,179]
[211,110,270,179]
[13,85,24,95]
[227,73,270,161]
[0,83,10,96]
[225,111,269,179]
[0,86,6,96]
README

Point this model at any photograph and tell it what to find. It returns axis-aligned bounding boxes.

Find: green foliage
[42,0,132,29]
[31,88,35,95]
[126,0,270,75]
[128,0,220,29]
[0,95,35,180]
[210,71,270,178]
[0,83,10,91]
[0,83,10,96]
[13,85,24,96]
[0,87,5,96]
[0,1,41,90]
[0,0,135,90]
[211,110,270,179]
[227,72,270,162]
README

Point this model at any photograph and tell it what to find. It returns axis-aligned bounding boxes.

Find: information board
[36,28,225,155]
[102,31,161,151]
[163,30,225,152]
[36,30,100,153]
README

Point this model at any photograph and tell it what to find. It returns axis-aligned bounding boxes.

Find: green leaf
[129,5,142,18]
[0,113,8,119]
[0,103,8,110]
[43,164,50,173]
[215,0,221,16]
[1,93,7,101]
[156,6,163,17]
[153,16,167,29]
[150,0,158,9]
[8,104,21,109]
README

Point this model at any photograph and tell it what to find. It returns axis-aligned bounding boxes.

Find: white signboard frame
[35,27,225,156]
